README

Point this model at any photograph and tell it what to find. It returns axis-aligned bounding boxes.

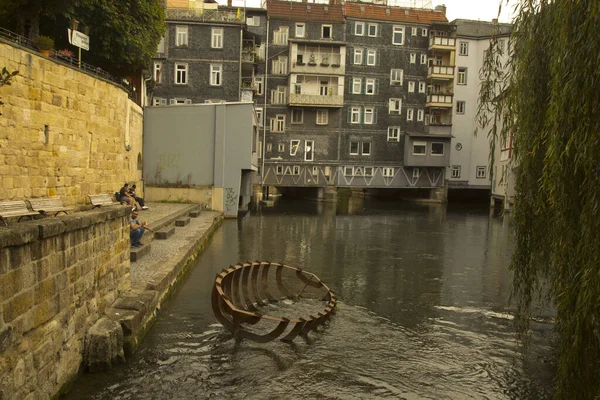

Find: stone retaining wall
[0,207,131,399]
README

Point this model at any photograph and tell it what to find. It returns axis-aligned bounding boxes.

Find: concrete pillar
[84,318,125,372]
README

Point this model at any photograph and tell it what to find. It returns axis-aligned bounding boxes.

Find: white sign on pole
[68,29,90,51]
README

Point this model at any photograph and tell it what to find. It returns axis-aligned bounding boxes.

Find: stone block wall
[0,207,131,399]
[0,40,144,207]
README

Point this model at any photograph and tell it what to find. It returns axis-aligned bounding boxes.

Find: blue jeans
[131,227,145,245]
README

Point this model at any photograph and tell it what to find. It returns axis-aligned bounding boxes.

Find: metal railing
[0,27,136,101]
[165,8,245,23]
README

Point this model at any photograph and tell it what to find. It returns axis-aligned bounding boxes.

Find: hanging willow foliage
[478,0,600,397]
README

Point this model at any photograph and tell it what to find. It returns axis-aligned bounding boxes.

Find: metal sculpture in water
[211,261,337,342]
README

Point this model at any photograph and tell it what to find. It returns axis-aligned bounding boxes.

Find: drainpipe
[239,27,243,101]
[261,17,270,199]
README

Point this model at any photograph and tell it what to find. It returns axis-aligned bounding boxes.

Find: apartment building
[449,19,512,192]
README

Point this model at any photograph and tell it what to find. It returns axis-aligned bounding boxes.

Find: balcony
[291,53,345,75]
[426,94,453,108]
[429,36,456,51]
[289,93,344,107]
[428,65,455,80]
[165,8,244,23]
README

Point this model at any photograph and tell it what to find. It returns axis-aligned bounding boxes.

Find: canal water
[65,198,555,399]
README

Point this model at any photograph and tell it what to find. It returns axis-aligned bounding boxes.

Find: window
[451,165,461,178]
[170,98,190,105]
[344,166,354,176]
[417,109,424,121]
[316,109,328,125]
[273,26,289,45]
[270,115,285,132]
[271,86,287,104]
[354,49,363,65]
[290,140,300,155]
[351,107,361,123]
[312,166,319,176]
[352,77,362,94]
[418,81,426,93]
[420,54,427,64]
[476,166,487,179]
[246,16,260,26]
[382,167,394,177]
[152,97,167,106]
[412,168,420,179]
[407,108,414,121]
[421,28,428,37]
[431,142,444,155]
[272,56,288,75]
[176,25,188,46]
[364,167,374,177]
[355,22,365,36]
[365,78,376,95]
[278,143,285,152]
[174,63,188,85]
[408,81,415,93]
[393,25,405,45]
[362,142,371,155]
[211,28,223,49]
[256,107,263,127]
[367,49,377,66]
[296,23,305,38]
[153,62,162,84]
[293,166,300,175]
[368,23,378,37]
[350,142,359,155]
[456,101,466,114]
[387,127,400,142]
[322,25,332,39]
[410,53,416,64]
[255,76,263,95]
[364,107,374,124]
[390,69,403,85]
[291,108,303,124]
[266,143,272,152]
[210,64,222,86]
[459,41,469,56]
[458,67,467,85]
[304,140,314,161]
[411,27,417,36]
[275,165,283,174]
[413,141,427,155]
[389,98,402,114]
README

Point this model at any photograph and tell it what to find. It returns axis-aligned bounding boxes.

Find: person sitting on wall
[129,209,153,247]
[128,184,148,210]
[119,183,135,207]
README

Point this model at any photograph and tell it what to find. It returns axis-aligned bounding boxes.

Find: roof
[345,3,448,24]
[267,0,344,22]
[452,19,513,38]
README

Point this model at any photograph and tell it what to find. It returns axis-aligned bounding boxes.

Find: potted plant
[36,36,54,56]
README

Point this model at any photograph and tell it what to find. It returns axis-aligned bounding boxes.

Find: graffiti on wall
[225,187,237,212]
[158,153,180,170]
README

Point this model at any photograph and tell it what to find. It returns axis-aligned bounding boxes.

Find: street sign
[68,29,90,51]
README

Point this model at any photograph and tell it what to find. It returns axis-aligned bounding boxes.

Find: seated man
[129,184,148,210]
[119,183,135,207]
[129,209,153,247]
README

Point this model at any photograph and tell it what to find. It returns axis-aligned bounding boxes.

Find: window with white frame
[210,64,222,86]
[246,16,260,26]
[392,25,405,45]
[255,107,263,127]
[290,140,300,155]
[382,167,394,177]
[458,67,467,85]
[364,107,374,124]
[387,127,400,142]
[176,25,188,46]
[266,143,272,152]
[255,76,263,95]
[418,81,426,93]
[421,28,428,36]
[271,86,287,104]
[312,166,319,176]
[365,78,376,95]
[272,56,288,75]
[153,62,162,84]
[408,81,415,93]
[431,142,444,155]
[273,26,289,45]
[412,168,420,179]
[476,166,487,178]
[276,165,284,174]
[413,141,427,155]
[322,25,332,39]
[316,109,328,125]
[295,23,305,38]
[407,108,414,121]
[459,41,469,56]
[278,143,285,152]
[417,109,424,121]
[366,49,377,66]
[368,23,378,37]
[352,77,362,94]
[270,114,285,132]
[364,167,374,177]
[389,98,402,114]
[456,101,466,114]
[351,107,361,123]
[350,142,359,155]
[410,53,416,64]
[411,27,417,36]
[211,28,223,49]
[344,166,354,176]
[355,22,365,36]
[292,166,300,175]
[291,108,303,124]
[152,97,167,106]
[420,54,427,64]
[451,165,461,178]
[362,142,371,155]
[305,140,314,161]
[170,98,190,106]
[174,63,188,85]
[354,49,363,64]
[390,69,403,85]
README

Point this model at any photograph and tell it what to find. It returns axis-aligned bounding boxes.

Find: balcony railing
[242,52,255,63]
[429,36,456,49]
[428,65,455,77]
[165,8,244,23]
[426,94,453,106]
[289,93,344,107]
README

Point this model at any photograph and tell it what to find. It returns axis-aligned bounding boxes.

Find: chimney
[434,4,446,15]
[492,18,498,24]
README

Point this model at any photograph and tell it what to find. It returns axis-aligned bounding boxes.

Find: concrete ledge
[130,244,151,262]
[189,210,201,218]
[175,217,190,227]
[155,226,175,240]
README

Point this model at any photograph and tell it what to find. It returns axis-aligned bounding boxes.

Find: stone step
[175,217,190,227]
[130,243,151,262]
[155,226,175,240]
[189,210,201,218]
